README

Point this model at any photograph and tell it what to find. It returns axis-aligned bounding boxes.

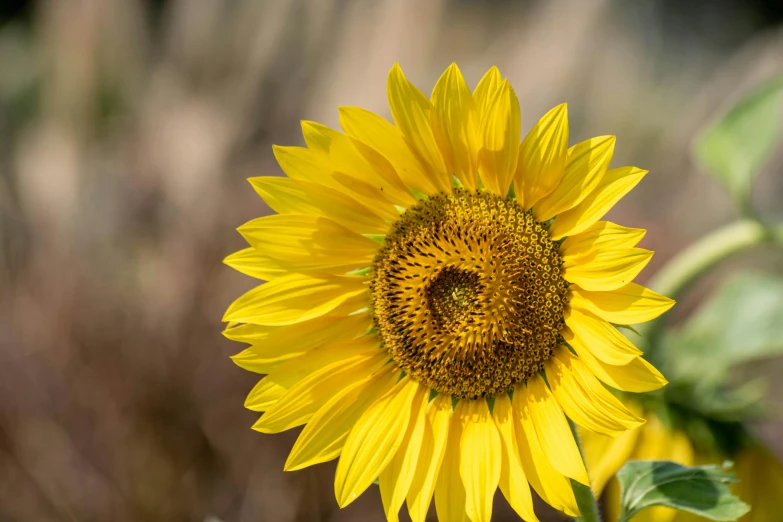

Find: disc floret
[370,189,568,399]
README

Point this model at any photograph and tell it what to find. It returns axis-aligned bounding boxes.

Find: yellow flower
[223,63,673,522]
[581,409,783,522]
[733,443,783,522]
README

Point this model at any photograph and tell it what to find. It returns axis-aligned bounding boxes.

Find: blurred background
[1,0,782,521]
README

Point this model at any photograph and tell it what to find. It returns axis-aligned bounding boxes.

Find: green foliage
[695,74,783,208]
[665,272,783,383]
[665,378,765,425]
[616,461,750,522]
[656,271,783,439]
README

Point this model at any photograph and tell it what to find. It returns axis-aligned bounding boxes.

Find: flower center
[426,266,484,327]
[370,188,568,400]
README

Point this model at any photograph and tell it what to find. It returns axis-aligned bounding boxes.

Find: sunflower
[581,407,783,522]
[223,63,674,522]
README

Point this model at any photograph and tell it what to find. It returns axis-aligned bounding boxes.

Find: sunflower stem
[641,218,783,362]
[571,479,601,522]
[569,420,602,522]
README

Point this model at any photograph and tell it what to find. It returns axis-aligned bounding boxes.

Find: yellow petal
[478,80,521,196]
[223,273,367,326]
[273,144,400,220]
[379,383,430,522]
[243,335,381,412]
[569,340,668,393]
[533,136,615,222]
[513,384,580,516]
[473,66,502,116]
[406,394,452,522]
[223,313,372,351]
[230,334,376,376]
[560,221,646,263]
[248,176,389,235]
[578,422,640,496]
[430,63,480,191]
[348,135,419,207]
[569,282,675,325]
[563,307,641,365]
[301,121,409,216]
[223,322,274,344]
[563,248,653,291]
[224,247,286,281]
[334,376,420,508]
[435,400,471,522]
[339,106,438,196]
[549,166,647,240]
[733,443,783,522]
[224,312,370,374]
[492,393,539,522]
[524,376,589,485]
[285,365,400,471]
[230,346,289,374]
[253,351,389,433]
[633,414,694,464]
[516,104,569,209]
[459,400,501,522]
[272,144,328,183]
[387,63,450,193]
[238,214,378,273]
[546,349,644,437]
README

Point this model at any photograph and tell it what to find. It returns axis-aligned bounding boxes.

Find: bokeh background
[1,1,782,521]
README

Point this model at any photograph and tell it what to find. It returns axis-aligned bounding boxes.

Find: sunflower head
[224,62,675,522]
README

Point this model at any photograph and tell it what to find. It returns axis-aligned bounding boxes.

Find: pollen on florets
[370,188,568,400]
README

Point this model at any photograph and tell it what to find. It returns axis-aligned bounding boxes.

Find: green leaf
[658,272,783,427]
[695,74,783,206]
[617,460,750,522]
[665,272,783,382]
